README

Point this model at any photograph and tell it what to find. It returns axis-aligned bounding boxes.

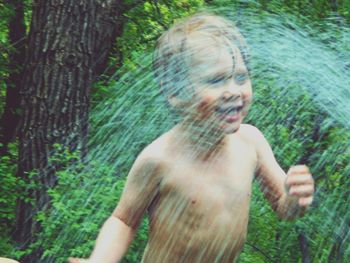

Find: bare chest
[167,160,253,204]
[144,132,258,262]
[154,140,258,217]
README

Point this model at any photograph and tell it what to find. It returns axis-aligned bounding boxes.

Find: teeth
[216,105,242,114]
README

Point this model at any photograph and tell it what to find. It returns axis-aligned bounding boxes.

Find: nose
[221,90,241,101]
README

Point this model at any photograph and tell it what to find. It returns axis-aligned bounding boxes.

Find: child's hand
[285,165,314,207]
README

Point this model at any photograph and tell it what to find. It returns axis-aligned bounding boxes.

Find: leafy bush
[17,145,150,262]
[0,142,21,255]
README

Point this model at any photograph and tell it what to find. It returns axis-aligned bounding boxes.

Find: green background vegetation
[0,0,349,262]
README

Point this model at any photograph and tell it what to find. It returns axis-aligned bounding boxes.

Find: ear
[167,94,190,108]
[160,79,192,109]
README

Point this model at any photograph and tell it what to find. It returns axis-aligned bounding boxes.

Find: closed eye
[234,73,248,85]
[207,75,231,86]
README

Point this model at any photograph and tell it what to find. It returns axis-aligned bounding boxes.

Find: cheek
[242,89,253,116]
[198,97,210,110]
[242,90,253,108]
[196,95,216,118]
[242,87,253,101]
[243,94,253,106]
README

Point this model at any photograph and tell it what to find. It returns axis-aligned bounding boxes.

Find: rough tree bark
[299,233,311,263]
[0,0,26,155]
[13,1,144,262]
[14,1,97,259]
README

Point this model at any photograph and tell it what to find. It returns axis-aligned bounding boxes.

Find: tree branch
[121,0,146,13]
[245,242,274,262]
[150,0,168,29]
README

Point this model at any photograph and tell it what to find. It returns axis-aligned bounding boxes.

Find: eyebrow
[204,71,232,81]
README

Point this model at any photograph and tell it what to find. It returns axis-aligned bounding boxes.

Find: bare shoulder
[135,131,171,166]
[238,124,265,143]
[238,124,275,161]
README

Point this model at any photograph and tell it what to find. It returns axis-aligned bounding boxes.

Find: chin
[222,123,241,134]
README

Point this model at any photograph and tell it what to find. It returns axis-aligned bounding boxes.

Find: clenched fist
[285,165,314,207]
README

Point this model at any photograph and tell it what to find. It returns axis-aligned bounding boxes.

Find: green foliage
[109,0,204,75]
[1,0,350,262]
[240,183,279,262]
[4,145,149,262]
[253,0,350,21]
[0,0,32,116]
[38,148,120,261]
[240,51,350,263]
[0,2,11,116]
[0,142,20,254]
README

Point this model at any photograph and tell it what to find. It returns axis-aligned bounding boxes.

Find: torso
[141,124,258,263]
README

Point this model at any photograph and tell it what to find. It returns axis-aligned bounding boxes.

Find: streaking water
[18,3,349,263]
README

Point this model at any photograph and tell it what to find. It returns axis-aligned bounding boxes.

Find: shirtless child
[69,13,314,263]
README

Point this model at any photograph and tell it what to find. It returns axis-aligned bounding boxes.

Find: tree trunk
[13,1,142,262]
[0,0,26,154]
[274,231,281,263]
[299,233,311,263]
[93,0,125,78]
[14,0,96,259]
[330,0,338,12]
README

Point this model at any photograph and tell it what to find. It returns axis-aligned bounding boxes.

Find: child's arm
[69,155,164,263]
[251,126,314,219]
[69,216,135,263]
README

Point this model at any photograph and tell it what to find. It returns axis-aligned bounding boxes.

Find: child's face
[185,40,252,134]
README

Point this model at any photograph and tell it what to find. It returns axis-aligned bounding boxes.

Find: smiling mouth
[215,105,243,115]
[214,104,243,125]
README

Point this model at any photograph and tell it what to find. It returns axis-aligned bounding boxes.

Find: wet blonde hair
[153,13,249,99]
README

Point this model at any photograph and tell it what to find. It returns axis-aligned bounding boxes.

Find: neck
[176,119,227,160]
